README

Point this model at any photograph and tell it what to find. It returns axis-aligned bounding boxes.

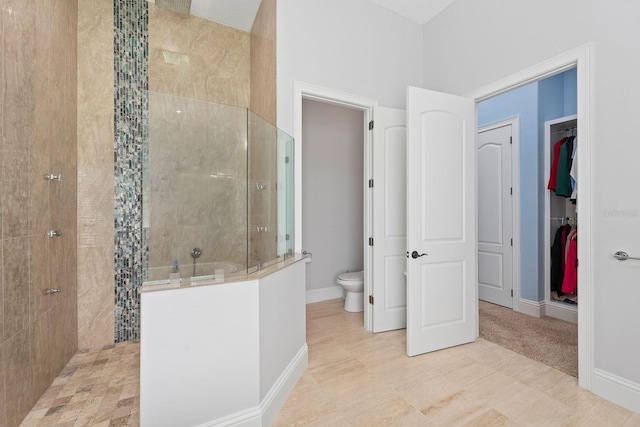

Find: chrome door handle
[43,288,61,294]
[409,251,428,259]
[614,251,640,261]
[46,230,62,237]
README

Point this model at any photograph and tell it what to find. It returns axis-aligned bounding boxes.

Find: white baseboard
[544,300,578,324]
[199,407,261,427]
[260,344,309,426]
[306,285,343,304]
[593,368,640,414]
[204,345,309,427]
[516,298,543,317]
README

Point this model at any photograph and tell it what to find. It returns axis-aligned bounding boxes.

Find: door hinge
[369,295,374,305]
[511,289,513,297]
[369,179,374,188]
[369,237,374,246]
[369,120,374,130]
[510,187,513,195]
[285,156,290,163]
[510,136,513,144]
[510,238,513,246]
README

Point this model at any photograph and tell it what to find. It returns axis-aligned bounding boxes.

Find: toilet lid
[338,271,364,281]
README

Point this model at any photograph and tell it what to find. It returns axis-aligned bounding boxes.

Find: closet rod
[552,216,577,225]
[554,126,577,135]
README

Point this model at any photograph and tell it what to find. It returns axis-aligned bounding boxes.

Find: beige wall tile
[0,339,5,427]
[29,145,51,235]
[3,237,29,340]
[76,0,112,352]
[1,0,77,424]
[3,0,35,151]
[31,311,54,402]
[149,4,250,107]
[2,179,29,239]
[77,50,113,168]
[78,226,113,249]
[77,167,114,229]
[0,238,3,343]
[78,0,112,43]
[29,234,51,319]
[250,0,277,125]
[77,244,115,349]
[3,327,32,427]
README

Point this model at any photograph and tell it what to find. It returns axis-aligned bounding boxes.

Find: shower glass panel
[144,92,294,283]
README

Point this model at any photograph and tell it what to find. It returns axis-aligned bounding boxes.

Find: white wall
[302,100,364,292]
[140,281,261,427]
[140,260,309,427]
[259,261,307,400]
[422,0,640,406]
[277,0,423,135]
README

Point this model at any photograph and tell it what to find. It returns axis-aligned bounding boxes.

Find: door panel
[477,124,513,308]
[406,87,476,356]
[420,112,464,242]
[372,107,407,333]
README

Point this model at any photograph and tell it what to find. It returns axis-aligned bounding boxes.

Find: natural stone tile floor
[18,299,640,426]
[272,299,640,426]
[19,342,140,427]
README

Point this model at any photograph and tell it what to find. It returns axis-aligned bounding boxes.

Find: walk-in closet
[477,68,579,378]
[545,115,578,324]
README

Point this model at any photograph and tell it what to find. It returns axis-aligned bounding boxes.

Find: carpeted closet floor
[479,300,578,377]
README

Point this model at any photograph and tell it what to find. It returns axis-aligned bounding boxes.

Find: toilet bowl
[336,271,364,312]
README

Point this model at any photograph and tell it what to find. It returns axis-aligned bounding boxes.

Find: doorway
[467,44,593,388]
[301,99,365,304]
[476,68,577,313]
[293,83,376,328]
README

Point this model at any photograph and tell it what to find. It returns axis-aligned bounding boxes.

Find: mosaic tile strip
[114,0,149,342]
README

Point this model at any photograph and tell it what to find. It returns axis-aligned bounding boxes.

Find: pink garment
[562,232,578,294]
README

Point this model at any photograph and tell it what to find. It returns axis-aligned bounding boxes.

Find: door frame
[465,42,594,389]
[293,81,377,331]
[477,117,521,312]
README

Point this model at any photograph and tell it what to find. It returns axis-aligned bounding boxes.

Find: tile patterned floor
[19,342,140,427]
[273,299,640,426]
[18,299,640,426]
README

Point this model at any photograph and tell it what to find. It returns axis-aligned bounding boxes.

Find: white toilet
[336,270,364,312]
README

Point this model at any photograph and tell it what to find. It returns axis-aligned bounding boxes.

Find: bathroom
[2,0,304,425]
[302,99,366,311]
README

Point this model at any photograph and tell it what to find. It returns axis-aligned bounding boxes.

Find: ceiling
[367,0,457,25]
[153,0,456,32]
[190,0,262,32]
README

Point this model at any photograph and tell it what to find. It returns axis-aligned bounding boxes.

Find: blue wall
[478,68,576,302]
[478,82,539,301]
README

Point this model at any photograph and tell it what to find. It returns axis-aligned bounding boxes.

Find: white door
[477,123,514,308]
[406,87,477,357]
[372,107,407,333]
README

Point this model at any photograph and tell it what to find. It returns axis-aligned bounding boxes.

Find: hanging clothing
[547,137,567,191]
[561,230,578,294]
[550,224,572,294]
[570,137,578,202]
[555,136,575,197]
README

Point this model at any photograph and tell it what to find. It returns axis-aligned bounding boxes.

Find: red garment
[560,225,571,260]
[548,137,568,190]
[562,231,578,294]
